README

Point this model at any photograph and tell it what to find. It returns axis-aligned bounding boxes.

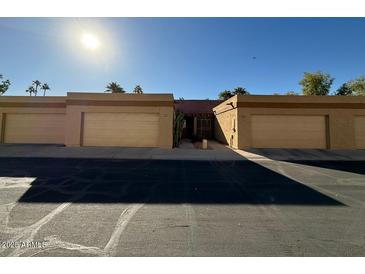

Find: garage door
[251,115,327,149]
[354,116,365,149]
[82,112,159,147]
[4,113,65,144]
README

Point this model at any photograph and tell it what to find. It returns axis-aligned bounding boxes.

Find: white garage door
[82,112,159,147]
[354,116,365,149]
[4,113,65,144]
[251,115,327,149]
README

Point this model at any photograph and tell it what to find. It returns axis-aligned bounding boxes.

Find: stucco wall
[213,96,239,148]
[214,95,365,150]
[0,92,174,148]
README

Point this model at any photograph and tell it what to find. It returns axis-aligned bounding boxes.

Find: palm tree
[133,85,143,94]
[32,80,42,96]
[26,86,36,96]
[218,90,233,100]
[233,87,250,95]
[41,83,50,96]
[105,82,125,93]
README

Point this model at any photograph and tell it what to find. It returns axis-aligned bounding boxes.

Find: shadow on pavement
[0,158,344,205]
[243,148,365,176]
[283,160,365,176]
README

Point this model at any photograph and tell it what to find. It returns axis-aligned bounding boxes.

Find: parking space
[0,155,365,256]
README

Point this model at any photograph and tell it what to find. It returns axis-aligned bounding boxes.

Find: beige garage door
[251,115,327,149]
[354,116,365,149]
[4,113,65,144]
[82,112,159,147]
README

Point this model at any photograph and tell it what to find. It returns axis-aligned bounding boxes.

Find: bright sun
[81,33,100,50]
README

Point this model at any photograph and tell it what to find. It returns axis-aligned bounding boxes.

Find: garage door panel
[251,115,327,149]
[82,112,159,147]
[4,113,65,144]
[354,116,365,149]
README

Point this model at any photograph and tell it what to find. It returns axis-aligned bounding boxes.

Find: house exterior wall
[214,95,365,149]
[0,92,174,149]
[213,96,239,148]
[354,116,365,148]
[2,93,364,150]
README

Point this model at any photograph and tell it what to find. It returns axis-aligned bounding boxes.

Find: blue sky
[1,18,365,98]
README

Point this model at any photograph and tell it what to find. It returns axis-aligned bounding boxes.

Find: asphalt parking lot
[1,157,365,256]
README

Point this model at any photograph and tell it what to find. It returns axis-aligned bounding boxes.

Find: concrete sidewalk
[0,144,365,161]
[236,148,365,161]
[0,144,243,161]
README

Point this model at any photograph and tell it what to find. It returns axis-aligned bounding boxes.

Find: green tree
[299,71,334,96]
[218,90,233,100]
[32,80,42,96]
[285,91,300,96]
[26,86,36,96]
[233,86,250,95]
[335,83,353,96]
[105,82,125,93]
[347,76,365,96]
[0,74,11,96]
[133,85,143,94]
[41,83,50,96]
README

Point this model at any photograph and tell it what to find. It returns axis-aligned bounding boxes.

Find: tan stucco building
[214,95,365,150]
[1,92,365,150]
[0,92,174,149]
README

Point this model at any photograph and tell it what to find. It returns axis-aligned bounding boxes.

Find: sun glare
[81,33,100,50]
